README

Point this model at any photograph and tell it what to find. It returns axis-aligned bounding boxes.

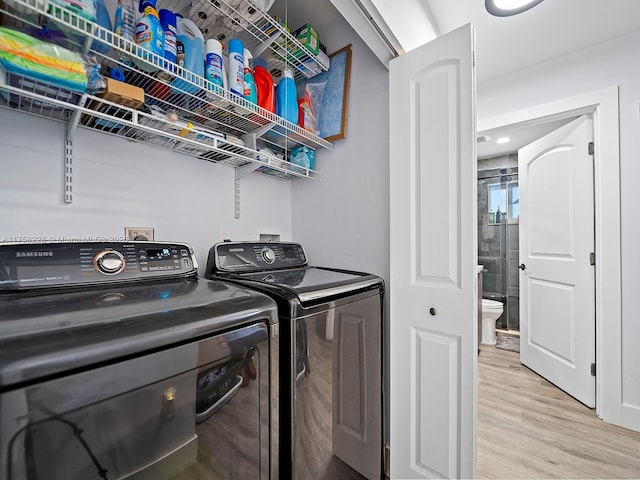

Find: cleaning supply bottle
[205,38,224,91]
[253,57,274,112]
[158,9,177,66]
[170,15,205,94]
[243,48,257,104]
[134,0,165,71]
[114,0,136,44]
[91,0,112,55]
[276,67,298,124]
[227,38,244,97]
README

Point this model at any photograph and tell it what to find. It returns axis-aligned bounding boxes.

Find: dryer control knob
[261,247,276,264]
[94,250,126,275]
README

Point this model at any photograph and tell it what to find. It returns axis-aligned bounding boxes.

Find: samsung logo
[16,251,54,258]
[228,248,245,252]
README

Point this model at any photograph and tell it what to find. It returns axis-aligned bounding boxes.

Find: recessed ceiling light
[496,137,511,144]
[485,0,544,17]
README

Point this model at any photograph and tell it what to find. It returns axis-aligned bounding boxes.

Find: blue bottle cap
[228,38,244,55]
[158,9,176,29]
[109,68,125,81]
[139,0,157,13]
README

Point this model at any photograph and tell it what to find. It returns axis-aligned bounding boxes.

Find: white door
[519,115,596,407]
[389,24,477,479]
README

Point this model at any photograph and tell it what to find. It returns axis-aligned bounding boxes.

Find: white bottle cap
[206,38,223,55]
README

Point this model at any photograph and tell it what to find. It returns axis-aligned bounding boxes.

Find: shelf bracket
[235,163,261,219]
[63,95,88,204]
[64,137,73,203]
[242,122,276,150]
[254,32,283,58]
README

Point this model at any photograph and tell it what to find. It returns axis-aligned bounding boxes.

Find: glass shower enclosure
[477,167,520,331]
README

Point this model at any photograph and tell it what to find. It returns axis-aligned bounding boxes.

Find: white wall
[291,17,390,285]
[0,108,293,271]
[477,28,640,430]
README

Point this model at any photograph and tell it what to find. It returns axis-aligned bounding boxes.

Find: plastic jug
[135,0,165,72]
[171,16,205,94]
[253,57,274,112]
[276,67,298,124]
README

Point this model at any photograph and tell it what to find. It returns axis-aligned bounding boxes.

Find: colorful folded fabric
[0,28,87,92]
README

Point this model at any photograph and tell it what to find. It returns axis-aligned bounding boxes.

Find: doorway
[476,86,622,425]
[477,114,597,406]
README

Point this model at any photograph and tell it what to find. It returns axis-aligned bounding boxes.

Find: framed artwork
[299,44,352,142]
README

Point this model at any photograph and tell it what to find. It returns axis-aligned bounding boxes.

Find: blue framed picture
[299,44,352,142]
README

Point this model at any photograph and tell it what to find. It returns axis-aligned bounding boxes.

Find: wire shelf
[0,0,330,181]
[0,72,319,180]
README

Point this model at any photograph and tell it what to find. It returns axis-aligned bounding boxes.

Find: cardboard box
[82,78,144,132]
[293,23,319,55]
[99,77,144,109]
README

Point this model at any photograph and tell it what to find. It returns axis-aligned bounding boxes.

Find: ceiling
[271,0,640,158]
[274,0,640,83]
[476,117,575,159]
[423,0,640,83]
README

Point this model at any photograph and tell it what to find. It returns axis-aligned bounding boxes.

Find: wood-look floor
[478,345,640,479]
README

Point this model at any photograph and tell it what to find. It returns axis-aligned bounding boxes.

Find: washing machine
[0,241,279,479]
[205,241,384,480]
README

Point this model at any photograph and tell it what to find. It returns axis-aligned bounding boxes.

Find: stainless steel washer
[0,241,279,479]
[206,241,384,480]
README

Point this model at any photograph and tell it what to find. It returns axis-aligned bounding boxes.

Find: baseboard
[621,403,640,433]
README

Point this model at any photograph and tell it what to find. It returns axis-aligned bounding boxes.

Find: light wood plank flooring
[478,345,640,479]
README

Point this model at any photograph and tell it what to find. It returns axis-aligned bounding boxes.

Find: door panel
[389,24,476,479]
[519,115,595,407]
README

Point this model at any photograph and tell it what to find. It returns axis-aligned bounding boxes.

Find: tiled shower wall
[477,154,520,330]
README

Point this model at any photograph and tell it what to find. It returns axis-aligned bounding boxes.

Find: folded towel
[0,28,86,93]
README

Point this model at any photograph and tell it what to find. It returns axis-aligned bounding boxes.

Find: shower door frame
[477,168,520,331]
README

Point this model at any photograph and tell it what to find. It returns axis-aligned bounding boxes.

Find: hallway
[477,345,640,479]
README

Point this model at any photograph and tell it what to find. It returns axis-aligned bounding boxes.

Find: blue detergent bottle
[134,0,165,71]
[276,67,298,124]
[170,15,205,94]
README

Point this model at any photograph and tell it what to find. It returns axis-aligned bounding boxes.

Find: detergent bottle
[253,57,274,112]
[170,15,205,94]
[134,0,165,71]
[243,48,257,104]
[158,9,177,65]
[276,67,298,124]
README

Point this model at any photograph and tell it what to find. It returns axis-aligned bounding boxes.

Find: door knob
[429,307,438,316]
[519,263,526,271]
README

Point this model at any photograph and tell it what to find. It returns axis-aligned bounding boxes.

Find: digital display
[144,247,179,271]
[147,248,172,262]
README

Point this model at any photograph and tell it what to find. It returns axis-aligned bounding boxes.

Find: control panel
[0,242,198,291]
[210,242,307,273]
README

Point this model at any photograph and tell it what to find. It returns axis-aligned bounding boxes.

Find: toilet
[481,299,504,345]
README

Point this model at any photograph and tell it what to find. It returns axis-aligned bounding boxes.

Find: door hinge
[588,142,594,155]
[591,363,596,376]
[590,252,596,266]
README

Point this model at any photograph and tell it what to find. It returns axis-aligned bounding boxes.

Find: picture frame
[300,44,352,142]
